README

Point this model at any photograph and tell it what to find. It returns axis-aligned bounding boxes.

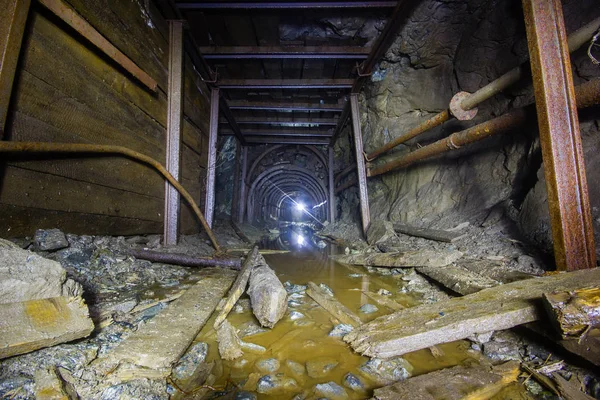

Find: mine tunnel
[1,0,600,398]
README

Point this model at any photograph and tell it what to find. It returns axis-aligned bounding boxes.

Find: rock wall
[337,0,600,262]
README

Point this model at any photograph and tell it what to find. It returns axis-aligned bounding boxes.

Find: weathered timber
[230,220,253,244]
[247,255,288,328]
[331,250,463,268]
[129,249,241,270]
[95,269,235,375]
[372,361,520,400]
[214,248,259,329]
[416,265,501,296]
[306,282,361,327]
[458,259,535,284]
[362,290,404,311]
[216,319,244,360]
[543,287,600,338]
[393,223,467,243]
[0,296,94,359]
[553,372,596,400]
[344,268,600,358]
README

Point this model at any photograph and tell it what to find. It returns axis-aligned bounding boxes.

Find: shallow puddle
[192,248,480,399]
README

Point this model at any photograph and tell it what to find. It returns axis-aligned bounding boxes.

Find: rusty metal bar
[237,146,248,224]
[0,141,222,251]
[365,16,600,160]
[245,137,330,145]
[228,100,344,112]
[177,1,397,9]
[218,79,354,89]
[164,20,184,246]
[368,78,600,177]
[222,117,339,127]
[200,46,371,59]
[350,93,371,236]
[205,87,220,228]
[0,0,30,138]
[328,146,335,223]
[129,249,241,270]
[522,0,596,271]
[38,0,157,92]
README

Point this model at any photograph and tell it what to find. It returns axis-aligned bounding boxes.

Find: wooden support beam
[199,46,371,59]
[244,137,331,145]
[164,20,184,245]
[177,1,397,9]
[221,128,333,137]
[205,87,219,228]
[0,0,30,137]
[306,282,362,327]
[218,79,354,89]
[221,117,339,127]
[228,100,344,112]
[350,94,371,236]
[344,268,600,358]
[522,0,596,271]
[332,249,464,268]
[392,223,467,243]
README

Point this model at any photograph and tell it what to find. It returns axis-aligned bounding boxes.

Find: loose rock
[359,357,414,385]
[34,229,69,251]
[216,320,243,360]
[329,324,354,337]
[255,358,280,373]
[313,381,349,400]
[256,375,298,394]
[343,373,365,392]
[306,357,339,378]
[360,303,379,314]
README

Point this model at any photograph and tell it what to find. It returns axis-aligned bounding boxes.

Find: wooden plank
[213,247,258,329]
[416,265,501,296]
[95,268,236,375]
[0,296,94,359]
[344,268,600,358]
[362,290,404,311]
[543,287,600,338]
[331,250,464,268]
[306,281,361,327]
[0,204,161,237]
[393,223,467,243]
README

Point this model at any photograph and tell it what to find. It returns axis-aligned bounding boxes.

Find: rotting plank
[306,281,361,327]
[332,250,463,268]
[344,268,600,358]
[393,223,467,243]
[213,248,258,329]
[416,265,501,296]
[95,268,236,375]
[0,296,94,359]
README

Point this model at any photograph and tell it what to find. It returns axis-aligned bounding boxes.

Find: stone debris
[284,281,308,294]
[256,374,298,394]
[306,356,339,378]
[319,283,335,296]
[247,256,288,328]
[359,357,414,385]
[34,229,69,251]
[255,358,280,373]
[171,342,213,391]
[289,310,305,320]
[34,366,77,400]
[217,320,244,360]
[237,320,268,338]
[329,323,354,337]
[286,360,306,382]
[359,303,379,314]
[343,372,366,392]
[313,381,349,400]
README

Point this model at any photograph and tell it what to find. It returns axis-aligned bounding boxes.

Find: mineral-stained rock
[306,357,339,378]
[256,374,298,394]
[247,256,287,328]
[0,247,82,304]
[171,342,213,390]
[34,366,77,400]
[329,324,354,337]
[217,320,244,360]
[34,229,69,251]
[314,381,349,400]
[360,303,379,314]
[255,358,280,373]
[343,373,366,392]
[359,357,414,385]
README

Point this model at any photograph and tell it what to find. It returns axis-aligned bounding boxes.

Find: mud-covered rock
[313,381,349,400]
[306,357,338,378]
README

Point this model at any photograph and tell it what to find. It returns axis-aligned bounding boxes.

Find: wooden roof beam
[200,46,371,59]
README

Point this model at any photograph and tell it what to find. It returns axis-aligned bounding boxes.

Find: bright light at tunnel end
[295,202,306,212]
[296,234,305,246]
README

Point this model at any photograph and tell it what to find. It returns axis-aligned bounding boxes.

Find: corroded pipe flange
[449,91,478,120]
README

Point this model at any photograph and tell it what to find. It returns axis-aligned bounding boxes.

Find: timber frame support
[350,93,370,236]
[205,87,220,228]
[522,0,596,271]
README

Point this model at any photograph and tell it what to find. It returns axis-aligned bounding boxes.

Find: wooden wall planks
[0,1,211,237]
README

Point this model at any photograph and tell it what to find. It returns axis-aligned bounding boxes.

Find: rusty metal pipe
[129,249,241,270]
[0,141,222,252]
[368,78,600,178]
[365,16,600,161]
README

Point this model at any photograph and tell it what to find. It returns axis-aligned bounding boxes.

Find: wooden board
[393,223,467,243]
[0,296,94,359]
[306,281,361,327]
[344,268,600,358]
[332,250,463,268]
[416,265,501,296]
[95,268,236,375]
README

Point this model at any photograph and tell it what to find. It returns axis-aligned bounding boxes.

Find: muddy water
[193,249,480,399]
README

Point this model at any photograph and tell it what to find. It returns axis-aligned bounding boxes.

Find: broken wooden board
[393,223,467,243]
[362,290,404,311]
[306,282,361,327]
[0,296,94,359]
[213,247,259,329]
[331,250,463,268]
[458,259,535,284]
[95,268,236,376]
[344,268,600,358]
[543,287,600,338]
[372,361,520,400]
[416,265,501,295]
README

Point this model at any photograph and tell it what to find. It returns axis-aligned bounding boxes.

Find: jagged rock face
[214,136,238,218]
[336,0,600,260]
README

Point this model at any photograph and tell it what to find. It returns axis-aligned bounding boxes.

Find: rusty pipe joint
[449,91,478,120]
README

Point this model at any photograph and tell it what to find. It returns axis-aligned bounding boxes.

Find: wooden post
[522,0,596,270]
[164,20,184,245]
[350,93,370,236]
[237,146,248,224]
[0,0,31,137]
[205,87,220,228]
